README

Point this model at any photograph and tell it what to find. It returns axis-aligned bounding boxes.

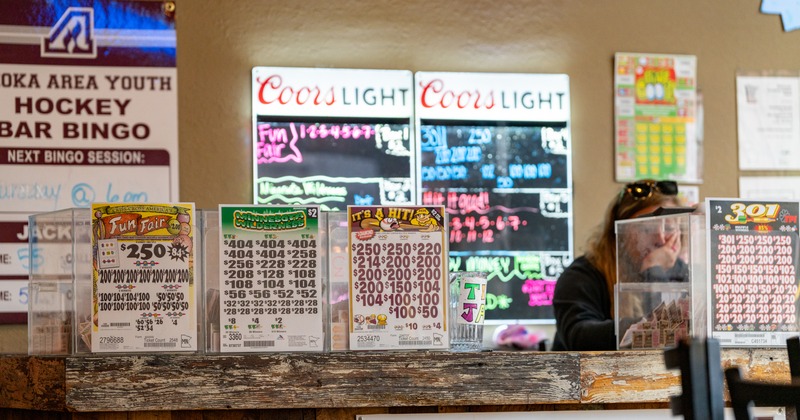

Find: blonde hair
[584,182,681,310]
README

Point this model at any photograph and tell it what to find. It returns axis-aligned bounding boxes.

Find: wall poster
[740,176,800,200]
[0,1,179,212]
[707,198,800,347]
[252,67,415,210]
[415,71,572,323]
[736,71,800,170]
[614,53,701,183]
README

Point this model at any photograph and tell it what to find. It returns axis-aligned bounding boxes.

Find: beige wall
[178,0,798,252]
[4,0,799,353]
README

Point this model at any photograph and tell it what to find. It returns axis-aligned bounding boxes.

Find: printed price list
[98,243,192,315]
[220,238,320,318]
[708,199,800,347]
[352,242,444,321]
[712,233,797,329]
[218,205,323,352]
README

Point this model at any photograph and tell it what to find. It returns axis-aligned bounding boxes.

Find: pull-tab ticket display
[707,198,800,347]
[218,205,323,352]
[348,205,449,350]
[91,203,196,353]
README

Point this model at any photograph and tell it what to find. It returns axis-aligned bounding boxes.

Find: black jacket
[551,255,689,351]
[551,256,615,351]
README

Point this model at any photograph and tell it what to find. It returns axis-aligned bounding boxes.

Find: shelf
[0,348,790,414]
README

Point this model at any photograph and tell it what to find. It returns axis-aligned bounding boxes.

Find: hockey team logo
[41,7,97,58]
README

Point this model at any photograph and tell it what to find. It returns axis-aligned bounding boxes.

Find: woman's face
[621,205,682,269]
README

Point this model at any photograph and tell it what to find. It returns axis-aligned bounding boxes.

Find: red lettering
[420,79,444,108]
[278,86,294,105]
[257,74,335,106]
[418,78,495,110]
[295,86,314,105]
[257,75,284,104]
[457,91,472,108]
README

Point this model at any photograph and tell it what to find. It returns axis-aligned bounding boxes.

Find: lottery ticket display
[90,203,197,353]
[348,205,449,350]
[218,205,324,352]
[615,212,705,350]
[618,291,690,349]
[708,199,800,347]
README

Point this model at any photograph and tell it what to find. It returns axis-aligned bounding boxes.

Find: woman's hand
[640,229,681,271]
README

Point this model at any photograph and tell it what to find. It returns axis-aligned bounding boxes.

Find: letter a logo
[41,7,96,59]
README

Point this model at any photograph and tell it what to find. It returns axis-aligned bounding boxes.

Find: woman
[551,180,686,351]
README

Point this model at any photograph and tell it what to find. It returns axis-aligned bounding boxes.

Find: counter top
[0,348,790,413]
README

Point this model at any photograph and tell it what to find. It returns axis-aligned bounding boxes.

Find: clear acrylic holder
[28,207,451,354]
[326,211,350,351]
[28,207,204,355]
[27,208,89,355]
[201,208,333,353]
[614,212,707,350]
[448,271,488,352]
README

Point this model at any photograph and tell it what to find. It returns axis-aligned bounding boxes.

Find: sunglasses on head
[621,180,679,201]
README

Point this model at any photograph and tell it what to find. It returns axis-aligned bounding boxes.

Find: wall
[3,0,799,353]
[177,0,799,250]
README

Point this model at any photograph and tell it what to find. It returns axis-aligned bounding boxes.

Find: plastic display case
[27,208,91,355]
[29,206,449,354]
[28,207,204,355]
[326,211,350,351]
[198,209,220,353]
[200,208,332,353]
[615,212,707,350]
[29,208,347,354]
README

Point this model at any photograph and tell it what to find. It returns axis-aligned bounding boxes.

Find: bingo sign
[0,214,31,324]
[218,205,323,352]
[348,205,448,350]
[707,198,800,347]
[0,1,179,213]
[252,67,415,210]
[415,71,573,323]
[91,202,196,353]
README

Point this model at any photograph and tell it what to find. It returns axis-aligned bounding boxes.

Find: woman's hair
[584,182,682,308]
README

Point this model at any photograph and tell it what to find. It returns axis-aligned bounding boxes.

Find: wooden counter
[0,349,791,419]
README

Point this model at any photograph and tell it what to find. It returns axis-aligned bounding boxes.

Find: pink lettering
[256,123,302,164]
[422,191,445,205]
[460,302,478,322]
[522,279,556,307]
[447,191,490,213]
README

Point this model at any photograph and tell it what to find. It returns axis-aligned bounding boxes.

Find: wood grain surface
[0,348,790,418]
